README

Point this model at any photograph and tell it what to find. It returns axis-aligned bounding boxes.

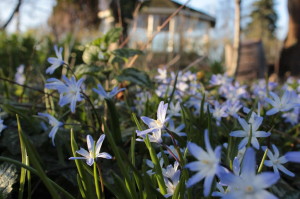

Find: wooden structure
[127,0,215,55]
[98,0,215,67]
[278,0,300,79]
[225,40,267,81]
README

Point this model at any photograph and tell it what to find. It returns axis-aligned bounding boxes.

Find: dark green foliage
[245,0,278,39]
[117,68,152,88]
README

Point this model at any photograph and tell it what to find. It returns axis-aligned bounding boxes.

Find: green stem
[94,162,101,199]
[258,148,268,173]
[144,136,167,195]
[247,124,253,148]
[81,91,103,134]
[97,163,105,195]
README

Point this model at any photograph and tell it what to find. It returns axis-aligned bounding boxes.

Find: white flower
[185,130,221,196]
[15,64,26,85]
[136,130,163,144]
[38,113,63,146]
[93,84,125,99]
[155,67,169,83]
[262,144,295,177]
[69,134,112,166]
[160,161,181,198]
[46,45,65,74]
[136,101,168,136]
[164,177,180,198]
[0,119,7,135]
[230,116,270,149]
[162,161,180,181]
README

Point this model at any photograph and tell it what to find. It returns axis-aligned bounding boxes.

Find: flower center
[70,89,78,95]
[155,119,163,127]
[89,151,94,158]
[272,159,279,165]
[201,159,212,165]
[245,186,254,193]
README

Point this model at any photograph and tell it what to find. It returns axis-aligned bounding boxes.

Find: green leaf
[91,38,104,47]
[74,64,103,77]
[110,172,132,199]
[104,28,122,45]
[82,46,103,65]
[70,129,96,199]
[16,115,60,198]
[0,163,18,198]
[112,48,143,59]
[105,99,122,146]
[116,68,152,88]
[17,116,29,199]
[111,48,143,64]
[102,119,137,199]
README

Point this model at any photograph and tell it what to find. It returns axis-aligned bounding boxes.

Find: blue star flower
[262,144,295,177]
[185,130,221,196]
[218,147,280,199]
[93,84,125,99]
[46,45,65,74]
[230,116,270,149]
[45,75,84,113]
[38,113,63,146]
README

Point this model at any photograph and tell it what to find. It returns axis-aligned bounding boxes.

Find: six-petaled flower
[69,134,112,166]
[46,45,65,74]
[262,144,295,177]
[38,113,63,146]
[136,101,168,137]
[185,130,221,196]
[230,116,270,149]
[217,147,280,199]
[45,75,85,113]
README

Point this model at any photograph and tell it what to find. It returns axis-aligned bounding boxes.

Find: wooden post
[147,14,154,50]
[230,0,241,77]
[167,18,175,52]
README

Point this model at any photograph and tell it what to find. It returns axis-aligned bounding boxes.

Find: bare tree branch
[0,0,22,30]
[126,0,191,67]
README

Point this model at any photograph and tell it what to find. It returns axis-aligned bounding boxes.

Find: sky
[0,0,289,40]
[175,0,288,40]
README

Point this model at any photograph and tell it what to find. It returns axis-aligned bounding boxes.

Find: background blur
[0,0,295,81]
